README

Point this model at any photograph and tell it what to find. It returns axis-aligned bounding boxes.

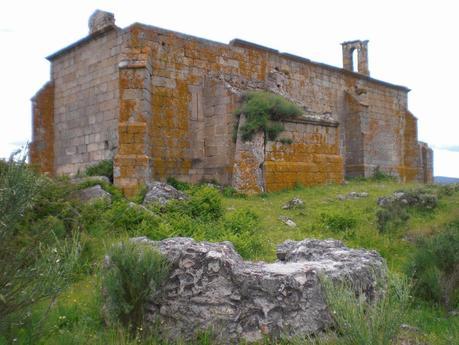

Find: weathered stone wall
[123,24,415,186]
[31,12,432,192]
[418,142,434,184]
[114,46,153,196]
[49,28,121,175]
[264,119,343,192]
[30,82,54,175]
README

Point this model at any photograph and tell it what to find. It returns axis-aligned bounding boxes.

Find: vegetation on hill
[1,155,458,344]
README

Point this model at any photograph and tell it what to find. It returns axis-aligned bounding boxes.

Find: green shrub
[102,241,170,332]
[0,154,41,236]
[166,176,190,191]
[0,152,80,329]
[278,137,293,145]
[371,166,396,181]
[85,160,113,182]
[321,274,411,345]
[92,200,160,236]
[376,204,410,233]
[406,223,459,309]
[223,208,268,259]
[222,186,246,198]
[224,208,259,235]
[186,186,223,221]
[320,212,357,233]
[376,188,437,233]
[234,91,302,141]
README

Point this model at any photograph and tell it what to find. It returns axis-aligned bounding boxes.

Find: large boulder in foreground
[142,181,188,205]
[129,237,386,343]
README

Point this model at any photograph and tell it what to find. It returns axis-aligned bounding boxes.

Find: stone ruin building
[31,10,433,196]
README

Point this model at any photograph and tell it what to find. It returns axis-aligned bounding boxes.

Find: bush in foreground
[85,159,114,182]
[321,274,411,345]
[407,221,459,310]
[0,153,80,337]
[102,241,170,333]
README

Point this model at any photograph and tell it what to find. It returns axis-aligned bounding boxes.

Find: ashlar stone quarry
[31,10,433,196]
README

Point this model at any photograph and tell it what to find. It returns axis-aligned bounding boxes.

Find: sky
[1,0,458,177]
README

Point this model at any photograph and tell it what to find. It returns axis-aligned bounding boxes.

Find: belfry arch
[341,40,369,76]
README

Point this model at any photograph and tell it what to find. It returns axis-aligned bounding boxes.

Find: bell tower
[341,40,370,76]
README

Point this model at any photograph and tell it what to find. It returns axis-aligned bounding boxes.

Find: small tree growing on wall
[234,91,302,142]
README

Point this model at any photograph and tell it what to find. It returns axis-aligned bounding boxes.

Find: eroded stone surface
[142,181,188,205]
[71,184,111,203]
[127,237,386,343]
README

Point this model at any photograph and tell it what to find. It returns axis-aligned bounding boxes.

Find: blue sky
[1,0,458,177]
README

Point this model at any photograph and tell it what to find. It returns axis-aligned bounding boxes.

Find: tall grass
[321,274,411,345]
[0,152,80,340]
[102,241,170,333]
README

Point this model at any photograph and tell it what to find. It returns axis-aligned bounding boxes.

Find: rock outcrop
[142,181,188,205]
[127,237,386,343]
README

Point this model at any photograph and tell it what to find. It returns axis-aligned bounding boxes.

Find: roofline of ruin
[46,22,411,93]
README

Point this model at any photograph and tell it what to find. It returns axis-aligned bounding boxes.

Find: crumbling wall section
[50,28,121,175]
[418,142,433,184]
[400,111,420,182]
[232,115,265,193]
[30,82,54,175]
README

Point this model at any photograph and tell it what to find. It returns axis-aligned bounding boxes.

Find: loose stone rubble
[282,197,305,209]
[123,237,386,343]
[377,190,437,209]
[71,184,111,203]
[337,191,369,200]
[278,216,297,227]
[142,181,188,205]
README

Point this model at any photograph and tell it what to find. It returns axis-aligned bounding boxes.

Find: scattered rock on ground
[120,237,386,343]
[337,192,369,200]
[143,181,188,205]
[71,184,111,203]
[282,197,305,209]
[279,215,297,227]
[377,190,437,209]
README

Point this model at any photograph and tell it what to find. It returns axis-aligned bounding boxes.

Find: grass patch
[4,171,459,344]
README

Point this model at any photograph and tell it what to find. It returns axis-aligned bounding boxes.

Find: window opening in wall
[352,48,359,72]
